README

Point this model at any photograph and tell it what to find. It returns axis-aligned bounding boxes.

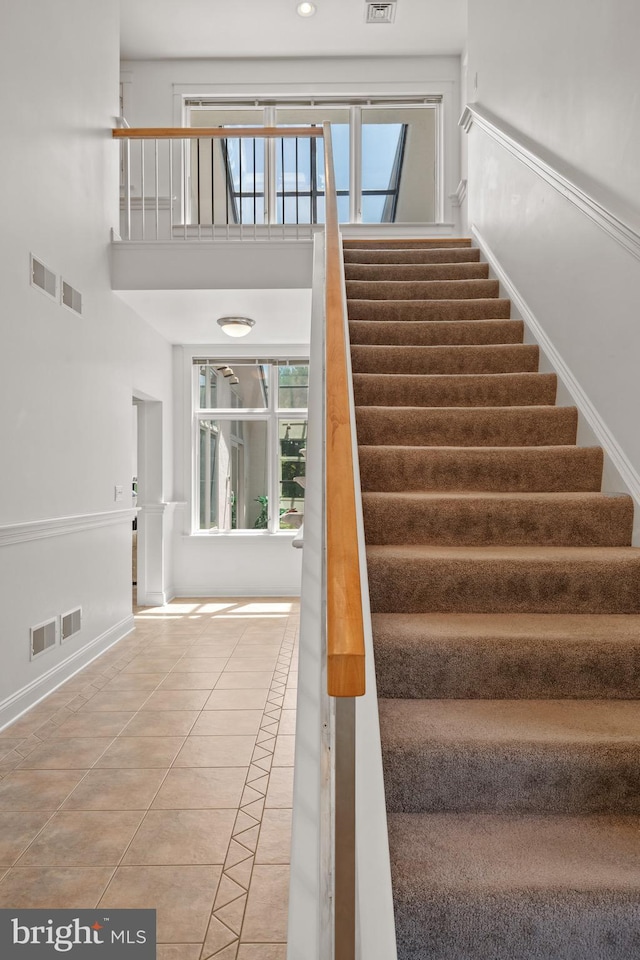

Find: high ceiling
[118,0,467,345]
[120,0,468,61]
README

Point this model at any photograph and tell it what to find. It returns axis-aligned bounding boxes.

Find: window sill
[187,530,298,538]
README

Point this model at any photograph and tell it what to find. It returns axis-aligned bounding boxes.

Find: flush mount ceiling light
[216,316,255,338]
[297,2,317,17]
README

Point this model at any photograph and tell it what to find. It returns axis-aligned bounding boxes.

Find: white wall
[0,0,174,726]
[468,0,640,210]
[466,0,640,510]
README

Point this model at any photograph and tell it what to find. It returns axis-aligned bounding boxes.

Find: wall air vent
[61,607,82,642]
[30,255,57,300]
[61,281,82,316]
[365,2,396,23]
[30,618,57,660]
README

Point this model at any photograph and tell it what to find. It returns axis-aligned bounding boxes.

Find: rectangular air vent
[61,280,82,316]
[30,618,57,660]
[61,607,82,642]
[365,2,396,23]
[30,255,57,300]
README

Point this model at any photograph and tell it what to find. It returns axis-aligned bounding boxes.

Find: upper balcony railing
[114,126,326,241]
[112,119,425,242]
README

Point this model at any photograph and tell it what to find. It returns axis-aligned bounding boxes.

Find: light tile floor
[0,598,299,960]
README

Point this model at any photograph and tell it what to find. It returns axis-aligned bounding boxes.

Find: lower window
[195,360,308,533]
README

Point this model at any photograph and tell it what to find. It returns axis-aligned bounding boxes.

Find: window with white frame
[194,359,308,533]
[187,98,440,225]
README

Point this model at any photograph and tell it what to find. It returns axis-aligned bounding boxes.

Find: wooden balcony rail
[322,122,366,699]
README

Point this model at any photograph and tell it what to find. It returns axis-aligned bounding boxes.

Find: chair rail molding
[0,509,137,548]
[461,103,640,264]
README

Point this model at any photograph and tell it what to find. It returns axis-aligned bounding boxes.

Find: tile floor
[0,598,299,960]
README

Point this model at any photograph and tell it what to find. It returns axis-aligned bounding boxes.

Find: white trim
[138,502,169,516]
[0,615,135,733]
[461,103,640,263]
[140,590,170,606]
[172,586,301,598]
[0,509,137,547]
[472,225,640,513]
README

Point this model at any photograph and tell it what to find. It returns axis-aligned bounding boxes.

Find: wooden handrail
[323,122,366,699]
[112,126,324,139]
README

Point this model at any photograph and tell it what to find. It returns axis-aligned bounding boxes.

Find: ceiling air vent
[61,607,82,642]
[61,281,82,316]
[31,618,57,660]
[365,2,396,24]
[30,255,57,300]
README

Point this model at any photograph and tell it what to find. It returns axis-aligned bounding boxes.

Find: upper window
[195,360,308,534]
[186,99,439,226]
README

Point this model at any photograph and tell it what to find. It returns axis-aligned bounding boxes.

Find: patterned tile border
[200,613,298,960]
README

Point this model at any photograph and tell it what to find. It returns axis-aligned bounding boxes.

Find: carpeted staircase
[345,238,640,960]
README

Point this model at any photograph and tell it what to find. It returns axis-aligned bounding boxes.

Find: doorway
[132,392,164,606]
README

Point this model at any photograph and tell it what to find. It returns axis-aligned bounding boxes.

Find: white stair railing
[287,126,397,960]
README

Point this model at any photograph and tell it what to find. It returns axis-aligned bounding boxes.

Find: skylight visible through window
[187,100,438,225]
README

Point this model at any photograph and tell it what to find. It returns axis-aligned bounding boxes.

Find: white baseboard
[173,586,301,598]
[0,615,135,732]
[472,224,640,539]
[137,590,170,607]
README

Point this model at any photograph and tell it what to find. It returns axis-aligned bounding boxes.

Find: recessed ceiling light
[297,2,317,17]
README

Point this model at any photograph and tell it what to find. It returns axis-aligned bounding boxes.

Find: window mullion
[264,105,276,225]
[350,104,362,223]
[269,364,278,533]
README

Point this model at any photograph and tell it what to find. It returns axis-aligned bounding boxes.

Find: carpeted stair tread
[356,405,577,447]
[351,343,539,375]
[358,444,604,492]
[346,278,500,301]
[342,238,472,248]
[366,544,640,614]
[354,372,556,407]
[349,318,524,346]
[372,612,640,699]
[362,491,633,546]
[388,812,640,960]
[379,698,640,815]
[345,262,490,281]
[344,247,481,264]
[347,297,511,322]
